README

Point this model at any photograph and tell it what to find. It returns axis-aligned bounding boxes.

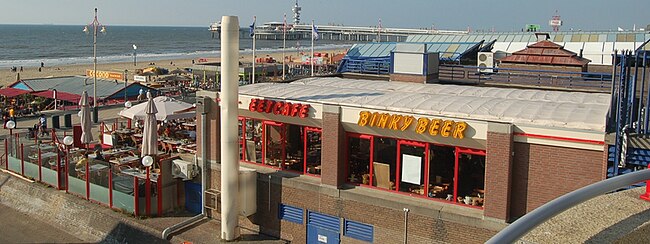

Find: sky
[0,0,648,31]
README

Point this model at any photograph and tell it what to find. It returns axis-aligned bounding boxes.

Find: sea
[0,24,353,68]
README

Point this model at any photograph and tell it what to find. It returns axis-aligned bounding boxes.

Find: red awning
[0,87,30,98]
[31,90,87,103]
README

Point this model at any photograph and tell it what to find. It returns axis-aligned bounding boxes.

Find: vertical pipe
[86,153,90,199]
[403,208,409,244]
[220,15,241,241]
[109,162,113,208]
[4,139,7,170]
[146,167,151,216]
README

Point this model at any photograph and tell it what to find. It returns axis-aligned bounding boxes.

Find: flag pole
[282,13,286,80]
[311,20,315,77]
[378,18,382,42]
[252,16,256,84]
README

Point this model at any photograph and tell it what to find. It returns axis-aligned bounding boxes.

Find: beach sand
[0,47,349,88]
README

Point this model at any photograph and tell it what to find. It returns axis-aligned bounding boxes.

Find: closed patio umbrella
[141,91,158,157]
[79,91,93,145]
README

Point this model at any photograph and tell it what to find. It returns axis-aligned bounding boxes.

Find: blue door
[307,211,340,244]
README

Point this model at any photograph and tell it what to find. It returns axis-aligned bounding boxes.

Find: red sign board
[248,98,310,118]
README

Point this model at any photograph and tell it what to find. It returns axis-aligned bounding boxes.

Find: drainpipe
[161,99,209,239]
[220,15,241,241]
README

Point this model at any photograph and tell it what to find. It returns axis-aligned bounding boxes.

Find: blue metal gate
[307,211,340,244]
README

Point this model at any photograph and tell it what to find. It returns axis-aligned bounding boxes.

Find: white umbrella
[79,91,93,145]
[118,96,194,121]
[141,92,158,157]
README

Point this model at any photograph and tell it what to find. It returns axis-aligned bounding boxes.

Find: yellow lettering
[358,111,371,126]
[377,113,390,128]
[401,116,414,131]
[452,122,467,139]
[415,118,429,134]
[428,119,442,136]
[369,112,380,127]
[387,114,402,130]
[441,120,453,137]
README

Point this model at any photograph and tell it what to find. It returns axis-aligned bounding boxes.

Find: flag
[312,23,319,41]
[617,27,624,31]
[249,16,256,37]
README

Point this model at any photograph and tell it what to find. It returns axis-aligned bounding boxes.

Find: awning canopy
[32,90,88,103]
[119,96,194,121]
[0,87,30,98]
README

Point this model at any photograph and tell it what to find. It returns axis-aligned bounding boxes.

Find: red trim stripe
[514,132,604,145]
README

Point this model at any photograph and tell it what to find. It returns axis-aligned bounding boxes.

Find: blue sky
[1,0,647,31]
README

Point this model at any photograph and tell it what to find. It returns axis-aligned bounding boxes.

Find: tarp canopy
[119,96,194,121]
[32,90,87,103]
[0,87,30,98]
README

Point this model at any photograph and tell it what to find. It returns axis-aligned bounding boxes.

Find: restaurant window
[347,134,372,185]
[427,145,455,201]
[305,128,322,175]
[397,141,427,196]
[345,133,485,208]
[242,118,263,164]
[372,137,396,190]
[264,121,284,168]
[284,124,304,173]
[239,117,321,176]
[456,148,485,207]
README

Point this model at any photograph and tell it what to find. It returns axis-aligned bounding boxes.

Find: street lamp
[63,136,74,193]
[84,7,106,123]
[133,44,137,66]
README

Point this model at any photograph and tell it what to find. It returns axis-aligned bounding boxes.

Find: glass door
[304,127,322,176]
[396,140,428,196]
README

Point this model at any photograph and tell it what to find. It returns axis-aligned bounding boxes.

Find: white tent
[119,96,195,121]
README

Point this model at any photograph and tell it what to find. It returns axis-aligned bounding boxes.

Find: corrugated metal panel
[308,211,340,232]
[279,204,303,224]
[344,220,374,243]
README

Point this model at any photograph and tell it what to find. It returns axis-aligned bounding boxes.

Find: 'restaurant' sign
[357,111,468,139]
[248,98,310,118]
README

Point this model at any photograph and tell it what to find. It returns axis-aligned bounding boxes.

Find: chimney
[389,43,439,84]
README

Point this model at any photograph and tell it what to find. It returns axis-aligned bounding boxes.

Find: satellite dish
[142,155,154,167]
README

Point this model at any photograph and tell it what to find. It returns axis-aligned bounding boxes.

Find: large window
[346,133,485,208]
[238,117,321,176]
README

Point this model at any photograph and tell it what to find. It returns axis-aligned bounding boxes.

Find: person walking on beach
[19,66,23,72]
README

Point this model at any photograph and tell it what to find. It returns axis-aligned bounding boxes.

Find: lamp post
[84,8,106,123]
[6,120,15,155]
[142,155,153,215]
[63,136,74,193]
[133,44,137,66]
[124,69,128,102]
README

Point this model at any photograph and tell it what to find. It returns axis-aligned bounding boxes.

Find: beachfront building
[195,47,611,242]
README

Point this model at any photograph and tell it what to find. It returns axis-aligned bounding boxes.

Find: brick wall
[209,168,498,243]
[510,143,605,219]
[484,129,513,221]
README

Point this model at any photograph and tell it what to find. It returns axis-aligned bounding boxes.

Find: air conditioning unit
[172,159,198,180]
[477,52,494,73]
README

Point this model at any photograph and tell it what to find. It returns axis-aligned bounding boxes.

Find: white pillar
[220,15,241,241]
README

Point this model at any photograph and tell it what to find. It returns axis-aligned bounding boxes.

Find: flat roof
[239,77,610,131]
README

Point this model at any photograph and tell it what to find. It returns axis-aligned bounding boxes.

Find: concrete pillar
[484,122,514,222]
[321,105,346,188]
[220,15,240,241]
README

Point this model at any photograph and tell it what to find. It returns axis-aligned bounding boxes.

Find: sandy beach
[0,47,349,88]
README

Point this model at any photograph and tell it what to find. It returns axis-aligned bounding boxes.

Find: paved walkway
[0,203,85,243]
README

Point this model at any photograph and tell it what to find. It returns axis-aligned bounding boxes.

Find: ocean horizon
[0,24,352,68]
